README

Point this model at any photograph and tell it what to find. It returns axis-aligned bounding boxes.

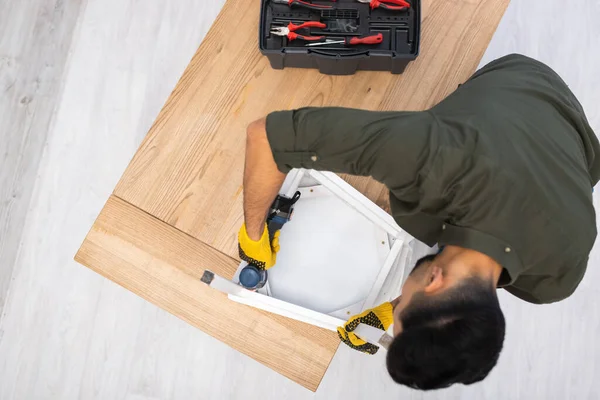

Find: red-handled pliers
[272,0,334,11]
[271,21,327,42]
[357,0,410,10]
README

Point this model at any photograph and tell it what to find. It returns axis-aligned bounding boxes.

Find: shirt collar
[438,223,522,286]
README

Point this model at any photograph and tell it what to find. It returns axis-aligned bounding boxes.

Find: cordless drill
[238,191,301,290]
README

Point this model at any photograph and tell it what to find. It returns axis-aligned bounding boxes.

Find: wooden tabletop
[75,0,509,391]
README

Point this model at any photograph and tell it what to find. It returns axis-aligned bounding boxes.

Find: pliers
[271,0,334,11]
[356,0,410,11]
[271,21,327,42]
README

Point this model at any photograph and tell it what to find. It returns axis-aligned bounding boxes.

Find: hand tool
[239,192,301,290]
[356,0,410,11]
[306,32,383,46]
[272,0,334,11]
[271,21,327,42]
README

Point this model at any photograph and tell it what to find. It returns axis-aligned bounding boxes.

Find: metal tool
[272,0,334,11]
[306,32,384,46]
[238,192,301,290]
[271,21,327,42]
[356,0,410,11]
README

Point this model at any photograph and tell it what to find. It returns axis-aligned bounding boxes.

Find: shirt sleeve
[265,107,437,192]
[503,255,588,304]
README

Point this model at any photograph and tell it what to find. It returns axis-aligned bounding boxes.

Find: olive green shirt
[265,54,599,304]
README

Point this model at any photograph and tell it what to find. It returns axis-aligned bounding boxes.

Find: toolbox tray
[259,0,420,75]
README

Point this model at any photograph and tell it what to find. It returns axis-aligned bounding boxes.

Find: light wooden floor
[0,0,599,399]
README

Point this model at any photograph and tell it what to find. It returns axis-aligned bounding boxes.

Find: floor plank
[0,1,226,398]
[0,0,599,399]
[0,0,84,318]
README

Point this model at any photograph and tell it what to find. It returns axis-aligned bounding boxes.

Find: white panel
[268,184,390,314]
[309,170,405,237]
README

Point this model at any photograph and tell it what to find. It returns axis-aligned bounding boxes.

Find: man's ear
[424,265,444,294]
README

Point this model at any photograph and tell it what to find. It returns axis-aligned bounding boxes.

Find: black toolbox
[260,0,420,75]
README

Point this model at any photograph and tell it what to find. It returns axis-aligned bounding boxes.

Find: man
[237,54,599,390]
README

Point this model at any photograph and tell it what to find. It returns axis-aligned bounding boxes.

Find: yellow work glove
[238,222,280,270]
[337,302,394,355]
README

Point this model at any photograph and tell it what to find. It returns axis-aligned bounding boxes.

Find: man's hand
[337,302,394,355]
[238,222,281,270]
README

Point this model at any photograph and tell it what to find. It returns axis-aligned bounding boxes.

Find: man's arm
[242,107,434,239]
[243,118,286,240]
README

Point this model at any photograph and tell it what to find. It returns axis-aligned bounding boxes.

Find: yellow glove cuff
[371,302,394,330]
[239,223,268,248]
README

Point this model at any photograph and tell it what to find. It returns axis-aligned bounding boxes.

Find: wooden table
[75,0,509,391]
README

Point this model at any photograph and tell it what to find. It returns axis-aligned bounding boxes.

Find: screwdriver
[306,33,384,46]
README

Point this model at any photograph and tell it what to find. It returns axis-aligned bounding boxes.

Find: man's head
[386,251,506,390]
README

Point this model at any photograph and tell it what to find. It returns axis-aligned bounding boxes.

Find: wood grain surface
[114,0,510,260]
[76,0,510,391]
[75,195,339,391]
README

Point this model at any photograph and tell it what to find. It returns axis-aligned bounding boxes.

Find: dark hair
[410,253,437,274]
[386,275,505,390]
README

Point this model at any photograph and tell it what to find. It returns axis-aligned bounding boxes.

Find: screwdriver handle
[348,33,383,45]
[385,0,410,6]
[289,21,327,31]
[378,0,410,7]
[378,3,408,10]
[370,0,409,10]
